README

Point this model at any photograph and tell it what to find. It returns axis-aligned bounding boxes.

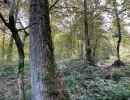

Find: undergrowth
[58,60,130,100]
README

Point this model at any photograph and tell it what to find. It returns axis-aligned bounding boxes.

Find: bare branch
[18,18,29,45]
[18,18,29,35]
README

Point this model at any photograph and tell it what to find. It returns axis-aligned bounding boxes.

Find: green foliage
[62,60,130,100]
[65,76,76,86]
[111,67,130,81]
[0,63,15,77]
[112,71,121,81]
[25,90,31,100]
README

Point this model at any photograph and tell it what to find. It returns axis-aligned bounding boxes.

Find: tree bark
[9,24,25,100]
[84,0,92,64]
[30,0,70,100]
[7,0,20,62]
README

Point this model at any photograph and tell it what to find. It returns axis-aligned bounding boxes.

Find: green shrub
[112,71,121,81]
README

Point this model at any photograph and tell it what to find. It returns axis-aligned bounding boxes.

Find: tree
[113,0,121,61]
[7,0,20,62]
[30,0,71,99]
[84,0,92,64]
[104,0,130,66]
[0,0,29,99]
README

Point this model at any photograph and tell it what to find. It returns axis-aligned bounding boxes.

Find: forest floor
[58,60,130,100]
[0,63,31,100]
[0,60,130,100]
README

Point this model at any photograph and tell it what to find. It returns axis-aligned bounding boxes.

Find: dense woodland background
[0,0,130,100]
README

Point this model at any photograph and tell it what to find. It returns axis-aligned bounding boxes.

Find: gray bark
[30,0,70,100]
[30,0,52,100]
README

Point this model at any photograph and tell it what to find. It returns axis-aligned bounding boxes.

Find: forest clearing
[0,0,130,100]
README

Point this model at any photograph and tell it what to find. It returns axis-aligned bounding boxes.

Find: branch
[18,18,29,45]
[18,18,29,35]
[54,6,78,9]
[18,0,59,31]
[118,8,127,14]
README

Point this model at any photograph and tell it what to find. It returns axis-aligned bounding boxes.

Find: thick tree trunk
[30,0,54,99]
[30,0,71,100]
[84,0,92,64]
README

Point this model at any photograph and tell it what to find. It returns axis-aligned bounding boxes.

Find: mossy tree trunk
[30,0,71,100]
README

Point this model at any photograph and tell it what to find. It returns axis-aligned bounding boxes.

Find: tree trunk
[0,0,25,99]
[17,50,25,100]
[84,0,92,64]
[9,1,25,99]
[114,0,121,61]
[9,28,25,100]
[30,0,71,100]
[30,1,51,98]
[7,0,20,62]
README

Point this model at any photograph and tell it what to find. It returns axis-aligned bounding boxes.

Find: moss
[57,93,66,100]
[62,89,71,100]
[43,74,59,95]
[18,62,24,74]
[48,84,59,95]
[47,66,55,77]
[43,73,57,93]
[43,75,55,83]
[43,64,72,100]
[57,89,71,100]
[43,64,59,96]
